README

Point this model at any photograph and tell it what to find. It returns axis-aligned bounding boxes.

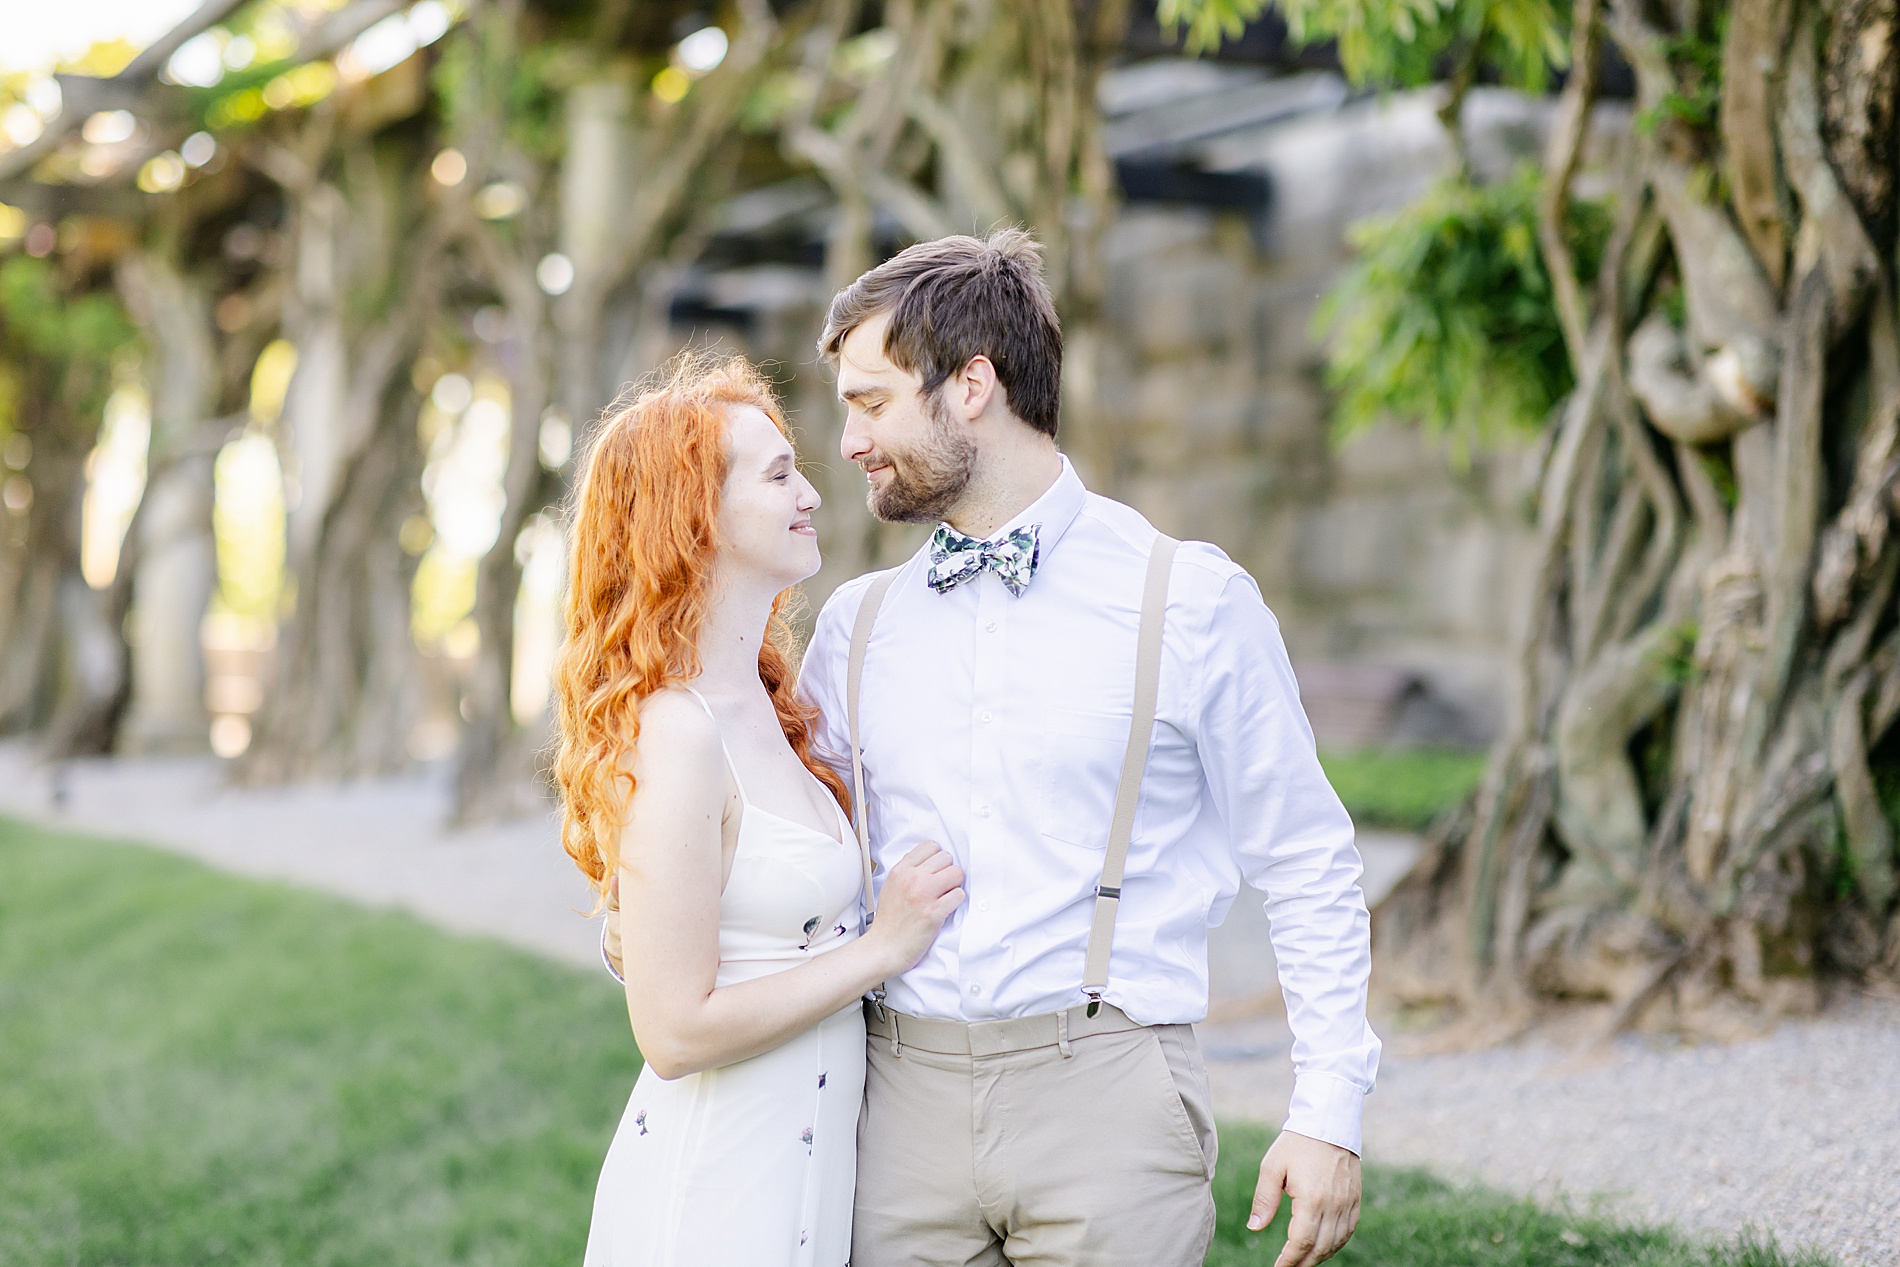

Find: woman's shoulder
[624,688,724,777]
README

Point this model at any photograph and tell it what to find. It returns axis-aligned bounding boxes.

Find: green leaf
[1315,167,1611,454]
[0,256,139,428]
[1156,0,1273,54]
[1157,0,1569,92]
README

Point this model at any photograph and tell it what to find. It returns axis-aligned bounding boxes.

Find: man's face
[835,312,975,524]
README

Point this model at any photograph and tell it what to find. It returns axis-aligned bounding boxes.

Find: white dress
[584,689,866,1267]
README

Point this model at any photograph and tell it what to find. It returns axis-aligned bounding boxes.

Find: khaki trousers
[852,1002,1218,1267]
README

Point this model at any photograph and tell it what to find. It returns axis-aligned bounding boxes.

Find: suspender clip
[1083,987,1103,1019]
[1095,884,1121,900]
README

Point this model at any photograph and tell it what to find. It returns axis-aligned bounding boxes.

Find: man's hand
[603,875,624,980]
[1249,1130,1361,1267]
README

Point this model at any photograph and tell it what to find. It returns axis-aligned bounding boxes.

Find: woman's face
[716,404,822,589]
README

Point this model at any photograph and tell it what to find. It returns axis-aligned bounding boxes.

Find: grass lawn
[1,816,1829,1266]
[1319,747,1489,833]
[1211,1123,1828,1267]
[0,816,639,1266]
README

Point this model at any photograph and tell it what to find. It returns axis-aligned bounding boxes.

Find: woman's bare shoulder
[624,688,724,782]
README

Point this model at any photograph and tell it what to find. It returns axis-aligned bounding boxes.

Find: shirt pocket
[1038,707,1137,849]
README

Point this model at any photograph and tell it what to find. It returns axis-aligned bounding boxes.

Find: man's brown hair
[819,228,1062,437]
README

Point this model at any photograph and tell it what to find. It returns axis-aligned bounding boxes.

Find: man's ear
[954,355,1000,421]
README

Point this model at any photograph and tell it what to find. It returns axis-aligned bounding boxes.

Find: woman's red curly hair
[552,352,848,903]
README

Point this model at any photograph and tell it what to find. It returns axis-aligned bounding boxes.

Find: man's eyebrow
[840,384,890,403]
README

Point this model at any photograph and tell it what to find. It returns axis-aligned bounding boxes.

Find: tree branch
[1720,0,1794,291]
[1830,666,1897,909]
[1538,0,1601,367]
[1778,12,1881,335]
[1627,310,1767,442]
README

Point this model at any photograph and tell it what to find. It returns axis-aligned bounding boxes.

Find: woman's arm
[616,692,961,1079]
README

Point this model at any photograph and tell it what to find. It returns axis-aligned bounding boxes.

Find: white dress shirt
[800,457,1380,1154]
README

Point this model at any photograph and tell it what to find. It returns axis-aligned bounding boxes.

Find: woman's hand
[866,842,965,976]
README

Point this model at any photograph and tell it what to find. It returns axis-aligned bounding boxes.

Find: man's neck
[942,433,1064,539]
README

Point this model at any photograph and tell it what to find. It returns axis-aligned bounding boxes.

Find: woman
[553,354,964,1266]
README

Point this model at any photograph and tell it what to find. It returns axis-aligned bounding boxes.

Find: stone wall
[1073,86,1611,743]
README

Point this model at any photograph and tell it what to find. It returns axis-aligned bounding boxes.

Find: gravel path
[1203,1001,1900,1265]
[0,743,601,968]
[6,742,1895,1263]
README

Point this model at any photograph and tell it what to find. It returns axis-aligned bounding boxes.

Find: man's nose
[839,414,871,463]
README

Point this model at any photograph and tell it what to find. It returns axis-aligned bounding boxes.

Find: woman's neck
[694,575,779,700]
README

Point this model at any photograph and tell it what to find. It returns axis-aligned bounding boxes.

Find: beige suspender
[847,569,899,918]
[1082,534,1177,1013]
[847,568,900,1010]
[844,534,1178,1019]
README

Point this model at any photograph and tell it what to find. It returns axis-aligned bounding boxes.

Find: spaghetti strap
[681,686,748,803]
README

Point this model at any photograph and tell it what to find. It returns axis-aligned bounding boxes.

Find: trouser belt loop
[889,1010,903,1058]
[1057,1007,1073,1059]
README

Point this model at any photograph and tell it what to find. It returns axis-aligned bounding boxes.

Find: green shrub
[1317,169,1612,457]
[1319,746,1488,832]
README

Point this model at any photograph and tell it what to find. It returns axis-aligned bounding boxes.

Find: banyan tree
[1277,0,1900,1023]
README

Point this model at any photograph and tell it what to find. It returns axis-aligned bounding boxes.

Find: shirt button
[968,983,981,996]
[978,805,991,818]
[980,710,993,723]
[986,621,998,633]
[978,898,990,911]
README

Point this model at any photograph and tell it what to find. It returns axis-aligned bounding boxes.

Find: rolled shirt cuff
[599,919,625,985]
[1282,1071,1366,1156]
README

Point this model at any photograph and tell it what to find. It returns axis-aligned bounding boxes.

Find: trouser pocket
[1146,1024,1218,1180]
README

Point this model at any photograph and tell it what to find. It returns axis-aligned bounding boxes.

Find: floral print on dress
[635,1110,648,1136]
[799,916,822,950]
[800,1127,813,1154]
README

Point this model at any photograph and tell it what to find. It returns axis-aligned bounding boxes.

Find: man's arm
[1193,568,1380,1266]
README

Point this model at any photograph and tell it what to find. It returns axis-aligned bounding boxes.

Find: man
[798,229,1379,1267]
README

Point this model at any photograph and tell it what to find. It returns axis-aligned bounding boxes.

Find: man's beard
[862,390,976,524]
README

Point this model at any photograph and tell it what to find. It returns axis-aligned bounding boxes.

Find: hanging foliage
[1317,168,1610,452]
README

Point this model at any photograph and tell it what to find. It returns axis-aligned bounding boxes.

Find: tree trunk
[1378,0,1900,1027]
[245,384,427,779]
[115,250,219,755]
[0,360,94,735]
[445,0,790,822]
[241,128,441,782]
[0,261,137,749]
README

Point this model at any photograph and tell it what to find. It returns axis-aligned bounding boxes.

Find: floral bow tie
[926,523,1042,597]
